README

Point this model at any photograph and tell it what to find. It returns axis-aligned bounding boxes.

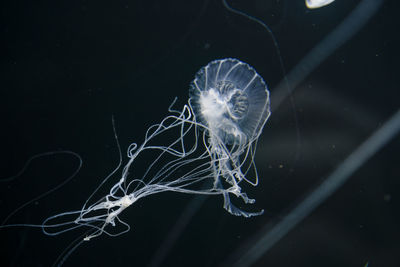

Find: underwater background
[1,0,399,266]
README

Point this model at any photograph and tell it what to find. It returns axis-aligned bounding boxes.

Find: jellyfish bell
[189,58,271,146]
[306,0,335,9]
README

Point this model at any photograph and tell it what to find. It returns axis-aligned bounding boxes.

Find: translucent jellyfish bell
[306,0,335,9]
[189,58,270,145]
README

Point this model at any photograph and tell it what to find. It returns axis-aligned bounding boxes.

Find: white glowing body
[306,0,335,9]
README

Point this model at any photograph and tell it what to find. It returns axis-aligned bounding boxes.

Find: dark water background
[1,0,399,266]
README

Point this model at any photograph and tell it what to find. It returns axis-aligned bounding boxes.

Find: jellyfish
[305,0,335,9]
[189,58,270,217]
[27,58,270,243]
